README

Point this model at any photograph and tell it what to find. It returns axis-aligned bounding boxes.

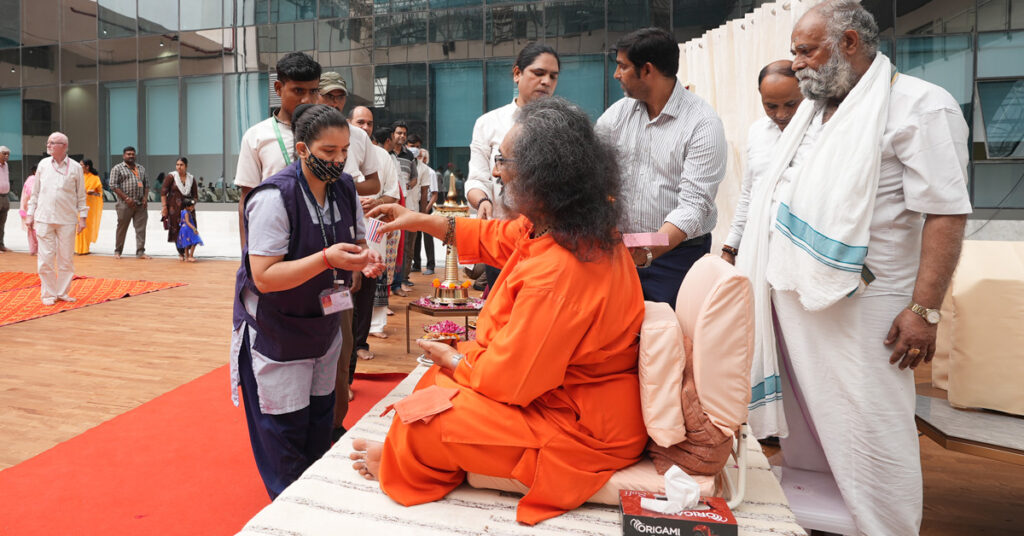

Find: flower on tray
[425,320,466,334]
[432,278,441,288]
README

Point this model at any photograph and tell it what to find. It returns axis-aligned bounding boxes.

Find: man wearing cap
[319,71,380,197]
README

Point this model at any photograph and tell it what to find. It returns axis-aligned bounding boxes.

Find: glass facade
[0,0,1022,210]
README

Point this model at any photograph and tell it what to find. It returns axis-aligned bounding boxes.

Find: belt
[676,233,709,249]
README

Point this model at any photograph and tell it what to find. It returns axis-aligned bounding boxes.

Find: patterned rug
[0,272,186,327]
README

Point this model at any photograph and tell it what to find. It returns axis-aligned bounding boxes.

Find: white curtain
[676,0,823,252]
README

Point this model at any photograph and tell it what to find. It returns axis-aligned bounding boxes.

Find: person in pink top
[19,165,38,255]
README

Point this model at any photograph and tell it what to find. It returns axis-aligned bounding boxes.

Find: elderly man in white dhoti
[736,1,971,534]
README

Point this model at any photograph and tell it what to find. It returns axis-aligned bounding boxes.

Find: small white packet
[640,465,702,515]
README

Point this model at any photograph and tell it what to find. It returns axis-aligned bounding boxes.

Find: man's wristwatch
[450,352,466,368]
[908,302,941,325]
[638,247,653,269]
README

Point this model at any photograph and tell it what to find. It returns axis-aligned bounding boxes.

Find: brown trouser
[114,201,148,256]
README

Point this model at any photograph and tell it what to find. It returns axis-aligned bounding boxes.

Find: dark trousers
[484,264,501,290]
[413,231,435,270]
[350,275,377,381]
[393,230,414,289]
[238,330,335,500]
[637,234,712,307]
[114,202,148,256]
[0,196,9,248]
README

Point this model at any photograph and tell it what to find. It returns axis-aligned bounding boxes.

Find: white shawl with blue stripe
[737,53,894,439]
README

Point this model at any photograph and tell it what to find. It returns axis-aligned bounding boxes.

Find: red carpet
[0,271,185,327]
[0,366,406,536]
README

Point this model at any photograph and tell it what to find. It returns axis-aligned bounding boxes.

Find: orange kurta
[75,171,103,254]
[378,216,647,524]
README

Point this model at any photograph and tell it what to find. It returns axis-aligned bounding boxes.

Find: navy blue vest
[233,161,358,362]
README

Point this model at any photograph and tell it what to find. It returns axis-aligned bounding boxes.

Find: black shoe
[331,426,347,443]
[410,267,421,272]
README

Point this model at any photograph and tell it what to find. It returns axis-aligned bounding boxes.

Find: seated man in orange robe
[353,97,648,525]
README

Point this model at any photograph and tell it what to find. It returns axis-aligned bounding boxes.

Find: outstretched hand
[366,203,417,234]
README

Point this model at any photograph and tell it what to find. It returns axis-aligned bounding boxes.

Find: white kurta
[772,74,971,536]
[29,157,87,301]
[725,116,782,249]
[465,100,517,219]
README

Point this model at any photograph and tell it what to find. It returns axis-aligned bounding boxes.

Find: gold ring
[908,348,921,356]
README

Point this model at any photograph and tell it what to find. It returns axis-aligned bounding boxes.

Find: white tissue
[639,465,702,515]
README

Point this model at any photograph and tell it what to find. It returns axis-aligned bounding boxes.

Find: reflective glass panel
[142,78,180,183]
[978,0,1008,32]
[21,46,59,87]
[545,0,604,55]
[22,85,60,166]
[430,61,482,148]
[182,75,224,195]
[391,0,428,12]
[672,0,738,43]
[271,0,316,22]
[0,0,19,48]
[972,162,1024,208]
[485,58,513,111]
[1014,0,1024,29]
[62,84,99,164]
[139,1,178,35]
[0,89,24,160]
[609,0,667,32]
[98,37,138,81]
[101,81,138,174]
[607,52,623,107]
[895,35,973,115]
[0,49,19,87]
[140,34,180,79]
[320,0,349,18]
[978,31,1024,78]
[99,0,137,39]
[62,0,99,42]
[429,8,485,60]
[977,79,1024,158]
[896,0,974,34]
[430,0,481,7]
[22,0,61,45]
[180,30,227,76]
[554,54,604,120]
[181,0,224,31]
[225,72,269,183]
[373,63,427,137]
[485,4,543,58]
[61,42,98,84]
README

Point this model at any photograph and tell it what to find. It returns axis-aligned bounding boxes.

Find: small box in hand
[619,490,737,536]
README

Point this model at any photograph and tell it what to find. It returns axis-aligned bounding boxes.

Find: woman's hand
[361,250,385,279]
[326,242,376,272]
[416,339,460,370]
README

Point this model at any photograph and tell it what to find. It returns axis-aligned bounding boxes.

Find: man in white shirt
[738,3,972,533]
[348,108,400,366]
[0,145,9,252]
[407,136,436,275]
[318,71,381,196]
[233,52,321,246]
[722,60,803,264]
[596,27,727,306]
[25,132,87,305]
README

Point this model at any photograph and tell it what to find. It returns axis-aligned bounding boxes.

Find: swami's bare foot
[350,437,383,481]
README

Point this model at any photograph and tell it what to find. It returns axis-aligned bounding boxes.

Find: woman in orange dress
[355,97,648,525]
[75,159,103,255]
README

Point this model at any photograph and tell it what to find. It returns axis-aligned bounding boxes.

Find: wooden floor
[1,252,1022,534]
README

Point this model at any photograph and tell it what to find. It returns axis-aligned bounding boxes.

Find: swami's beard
[796,46,858,101]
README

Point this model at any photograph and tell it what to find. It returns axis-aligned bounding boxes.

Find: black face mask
[304,152,345,184]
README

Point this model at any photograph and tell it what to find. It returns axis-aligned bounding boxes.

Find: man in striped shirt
[596,27,727,306]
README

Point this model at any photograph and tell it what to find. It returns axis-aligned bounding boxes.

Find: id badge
[319,285,353,315]
[136,181,144,188]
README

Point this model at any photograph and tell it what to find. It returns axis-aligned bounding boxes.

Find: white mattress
[237,366,807,536]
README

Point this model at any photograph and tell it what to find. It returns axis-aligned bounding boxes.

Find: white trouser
[369,306,388,334]
[774,290,921,536]
[35,222,76,300]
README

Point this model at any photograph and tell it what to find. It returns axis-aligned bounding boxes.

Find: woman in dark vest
[230,103,385,498]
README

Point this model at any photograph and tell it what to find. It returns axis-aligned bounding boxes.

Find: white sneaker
[41,297,56,306]
[57,295,78,303]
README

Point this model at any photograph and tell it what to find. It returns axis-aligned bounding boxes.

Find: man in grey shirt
[109,146,151,259]
[596,27,727,306]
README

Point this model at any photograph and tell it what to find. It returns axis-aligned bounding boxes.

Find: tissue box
[619,490,737,536]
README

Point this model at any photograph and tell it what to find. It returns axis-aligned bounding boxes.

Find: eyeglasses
[46,141,67,146]
[494,153,515,169]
